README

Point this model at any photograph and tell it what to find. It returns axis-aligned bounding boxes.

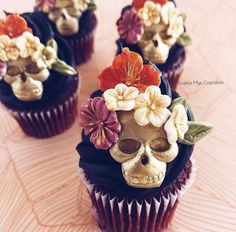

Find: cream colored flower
[164,104,189,144]
[161,2,184,38]
[104,84,139,111]
[77,0,90,12]
[134,85,171,127]
[0,35,20,62]
[161,1,177,25]
[16,32,41,58]
[138,1,161,27]
[167,15,184,38]
[32,44,57,69]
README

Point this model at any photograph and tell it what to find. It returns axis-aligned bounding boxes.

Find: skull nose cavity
[141,155,149,166]
[21,73,27,82]
[153,40,159,47]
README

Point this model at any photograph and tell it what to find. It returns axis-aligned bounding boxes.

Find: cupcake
[35,0,97,65]
[0,13,78,138]
[116,0,192,89]
[77,48,213,232]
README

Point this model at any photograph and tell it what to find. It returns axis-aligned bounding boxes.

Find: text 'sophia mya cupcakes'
[0,13,78,138]
[35,0,97,65]
[77,48,213,232]
[116,0,192,89]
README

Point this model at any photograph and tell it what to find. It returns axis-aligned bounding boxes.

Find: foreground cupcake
[77,48,212,231]
[116,0,192,89]
[0,14,78,138]
[35,0,97,65]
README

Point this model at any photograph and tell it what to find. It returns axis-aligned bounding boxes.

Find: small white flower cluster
[103,84,188,144]
[138,1,184,39]
[0,32,57,69]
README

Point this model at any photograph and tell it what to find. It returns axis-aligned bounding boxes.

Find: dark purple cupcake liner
[81,160,196,232]
[160,51,186,90]
[66,31,95,65]
[8,93,78,138]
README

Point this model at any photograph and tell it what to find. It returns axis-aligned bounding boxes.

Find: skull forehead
[117,111,167,143]
[145,24,166,34]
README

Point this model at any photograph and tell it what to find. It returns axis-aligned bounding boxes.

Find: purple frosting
[117,9,143,44]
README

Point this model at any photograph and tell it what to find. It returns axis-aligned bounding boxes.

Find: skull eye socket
[7,66,21,76]
[66,7,81,17]
[159,30,170,40]
[118,139,141,154]
[143,31,155,40]
[26,63,41,74]
[149,138,170,152]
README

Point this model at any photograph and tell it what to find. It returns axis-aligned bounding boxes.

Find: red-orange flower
[133,0,167,10]
[98,48,161,92]
[0,14,32,38]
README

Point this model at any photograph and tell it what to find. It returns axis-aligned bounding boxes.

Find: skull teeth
[124,173,164,185]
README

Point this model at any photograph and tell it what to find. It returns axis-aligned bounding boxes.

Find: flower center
[150,103,156,110]
[118,95,123,100]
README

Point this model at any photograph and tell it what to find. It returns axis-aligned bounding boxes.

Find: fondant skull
[4,58,49,101]
[138,24,177,64]
[49,0,86,35]
[110,111,178,188]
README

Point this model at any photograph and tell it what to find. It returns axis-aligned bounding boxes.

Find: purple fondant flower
[35,0,56,13]
[0,61,7,80]
[79,97,121,150]
[117,9,144,44]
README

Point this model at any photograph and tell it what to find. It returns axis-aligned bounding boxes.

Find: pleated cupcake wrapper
[66,31,95,65]
[80,160,196,232]
[161,51,186,90]
[8,93,78,138]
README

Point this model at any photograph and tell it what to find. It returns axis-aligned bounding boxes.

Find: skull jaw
[121,157,167,188]
[11,78,43,101]
[56,17,79,35]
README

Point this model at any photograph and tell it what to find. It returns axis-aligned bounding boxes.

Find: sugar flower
[99,48,161,92]
[0,35,20,61]
[164,104,188,144]
[16,32,41,59]
[32,44,57,69]
[35,0,56,13]
[161,1,184,38]
[0,61,7,80]
[133,0,167,11]
[138,1,161,27]
[79,97,122,150]
[117,9,144,44]
[134,85,171,127]
[0,14,32,38]
[167,15,184,38]
[104,84,139,111]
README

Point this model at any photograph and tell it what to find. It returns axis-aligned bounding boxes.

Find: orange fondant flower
[133,0,167,10]
[0,14,32,38]
[98,48,161,92]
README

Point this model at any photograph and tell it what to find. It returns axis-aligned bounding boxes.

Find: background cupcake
[0,13,78,138]
[35,0,97,65]
[77,48,213,232]
[116,0,192,89]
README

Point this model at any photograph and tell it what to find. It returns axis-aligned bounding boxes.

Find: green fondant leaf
[177,32,192,47]
[87,2,97,11]
[46,39,58,53]
[178,121,213,145]
[52,59,77,76]
[169,97,188,112]
[180,13,187,24]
